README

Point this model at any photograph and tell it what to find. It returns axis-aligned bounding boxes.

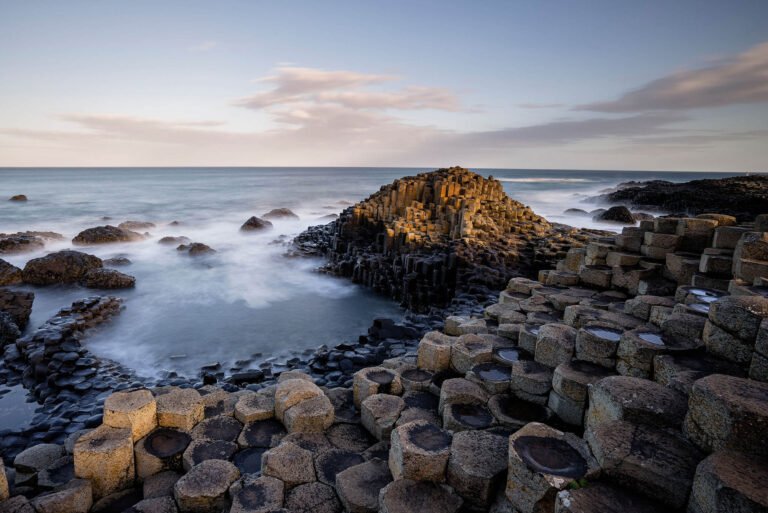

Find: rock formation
[72,225,144,245]
[295,167,600,311]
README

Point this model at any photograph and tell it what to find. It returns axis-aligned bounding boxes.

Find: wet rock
[488,395,554,430]
[22,250,102,285]
[176,243,215,256]
[688,450,768,513]
[684,374,768,457]
[237,419,286,449]
[229,475,284,513]
[585,375,688,433]
[361,394,405,441]
[158,236,191,246]
[262,208,299,220]
[446,430,508,508]
[103,256,132,267]
[388,420,451,482]
[156,387,204,431]
[13,443,65,474]
[74,425,135,499]
[80,268,136,289]
[190,415,243,443]
[173,459,240,513]
[9,194,27,201]
[103,389,157,442]
[587,419,703,508]
[261,442,315,488]
[72,225,143,245]
[0,233,44,254]
[240,216,273,232]
[119,221,156,231]
[135,428,191,479]
[506,422,598,513]
[594,206,635,224]
[0,258,22,285]
[30,478,92,513]
[336,459,393,513]
[554,482,668,513]
[379,479,463,513]
[284,482,341,513]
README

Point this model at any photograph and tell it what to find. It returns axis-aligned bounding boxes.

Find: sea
[0,167,739,429]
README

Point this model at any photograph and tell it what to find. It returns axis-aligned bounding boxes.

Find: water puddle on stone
[688,303,710,314]
[585,327,622,342]
[638,332,665,346]
[400,369,432,384]
[513,436,588,478]
[234,447,266,475]
[494,347,529,365]
[474,363,512,382]
[409,423,452,451]
[497,396,549,423]
[450,404,494,429]
[0,385,38,431]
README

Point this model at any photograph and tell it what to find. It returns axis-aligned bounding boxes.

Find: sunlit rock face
[296,167,573,311]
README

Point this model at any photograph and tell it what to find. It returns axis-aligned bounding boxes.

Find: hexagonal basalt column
[534,324,577,369]
[233,392,275,424]
[229,475,284,513]
[488,394,554,430]
[617,328,701,379]
[379,479,463,513]
[261,442,316,488]
[155,387,204,432]
[173,459,240,513]
[135,428,192,479]
[389,420,452,482]
[510,360,553,405]
[443,403,495,432]
[554,482,666,513]
[182,438,238,471]
[361,393,405,441]
[466,362,511,394]
[688,450,768,513]
[283,393,335,433]
[103,389,157,442]
[450,334,494,374]
[74,425,135,499]
[275,378,324,422]
[353,367,402,408]
[506,422,598,513]
[417,331,454,372]
[447,430,508,509]
[190,415,243,443]
[398,368,433,392]
[575,322,624,368]
[336,459,393,513]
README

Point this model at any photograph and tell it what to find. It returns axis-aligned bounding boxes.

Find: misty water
[0,167,737,383]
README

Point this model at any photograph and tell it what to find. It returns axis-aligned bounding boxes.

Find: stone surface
[30,479,93,513]
[156,388,204,431]
[80,268,136,289]
[229,475,284,513]
[261,442,315,488]
[688,450,768,513]
[143,471,181,499]
[240,216,273,231]
[353,367,402,408]
[336,459,393,513]
[284,482,341,513]
[283,394,334,433]
[314,449,365,486]
[103,389,158,442]
[135,428,191,479]
[234,392,275,424]
[450,334,494,374]
[416,331,454,372]
[13,444,65,473]
[554,482,669,513]
[190,415,243,443]
[73,225,143,245]
[388,420,452,482]
[0,258,22,285]
[378,479,463,513]
[22,250,102,285]
[173,459,240,513]
[446,430,508,508]
[360,394,405,441]
[74,425,135,499]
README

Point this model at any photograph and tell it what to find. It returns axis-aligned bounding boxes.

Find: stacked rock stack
[295,167,601,311]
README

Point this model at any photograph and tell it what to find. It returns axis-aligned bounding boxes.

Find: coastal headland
[1,167,767,513]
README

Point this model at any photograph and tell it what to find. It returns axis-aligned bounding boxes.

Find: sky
[1,0,767,170]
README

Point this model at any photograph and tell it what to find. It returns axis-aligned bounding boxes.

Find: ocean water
[0,167,738,384]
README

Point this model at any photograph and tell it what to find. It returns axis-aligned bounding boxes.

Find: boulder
[22,250,103,285]
[240,216,273,231]
[378,479,463,513]
[229,475,284,513]
[262,208,299,220]
[158,236,191,246]
[9,194,27,201]
[80,268,136,289]
[336,459,393,513]
[173,459,240,513]
[447,430,508,508]
[118,221,155,231]
[0,233,45,254]
[594,206,635,224]
[74,425,135,499]
[261,442,315,488]
[0,258,22,285]
[13,444,65,474]
[72,225,143,245]
[103,389,158,442]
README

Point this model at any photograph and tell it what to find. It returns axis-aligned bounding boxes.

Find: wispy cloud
[190,40,219,52]
[579,41,768,112]
[518,103,565,109]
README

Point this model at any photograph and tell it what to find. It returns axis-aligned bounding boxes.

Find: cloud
[518,103,565,109]
[580,41,768,112]
[190,40,218,52]
[235,66,461,111]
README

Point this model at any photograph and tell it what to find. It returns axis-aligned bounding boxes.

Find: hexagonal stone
[173,459,240,513]
[438,378,489,415]
[325,423,374,453]
[652,353,744,396]
[417,331,455,372]
[552,361,614,403]
[234,393,275,424]
[261,442,315,488]
[378,479,463,513]
[510,361,552,404]
[314,449,365,486]
[488,395,554,430]
[284,482,341,513]
[708,295,768,341]
[336,459,393,513]
[182,438,237,471]
[442,403,495,432]
[275,379,324,422]
[388,420,451,482]
[575,322,624,368]
[281,432,331,454]
[586,420,703,509]
[135,428,191,479]
[104,389,157,442]
[506,422,598,513]
[238,419,287,449]
[703,320,754,364]
[353,367,403,408]
[446,430,507,508]
[450,334,494,374]
[142,471,181,499]
[534,324,577,369]
[467,363,511,395]
[398,368,433,392]
[547,390,586,426]
[283,394,334,433]
[617,328,701,379]
[200,389,238,418]
[229,475,284,513]
[30,479,92,513]
[74,425,135,499]
[13,444,65,473]
[190,415,243,443]
[554,482,670,513]
[361,394,405,441]
[688,450,768,513]
[585,376,688,434]
[155,388,204,431]
[126,496,178,513]
[684,374,768,456]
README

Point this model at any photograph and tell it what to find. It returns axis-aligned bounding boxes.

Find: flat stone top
[595,376,687,410]
[701,450,768,504]
[105,389,155,412]
[404,421,452,452]
[379,479,463,513]
[513,436,588,479]
[144,428,191,458]
[174,459,240,497]
[75,425,133,453]
[400,368,433,382]
[156,388,201,412]
[693,374,768,412]
[449,430,508,477]
[491,395,551,423]
[556,361,613,383]
[365,369,395,385]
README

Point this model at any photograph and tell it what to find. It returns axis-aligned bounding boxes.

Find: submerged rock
[240,216,273,232]
[9,194,28,201]
[22,250,103,285]
[0,258,23,285]
[593,206,635,224]
[263,208,300,220]
[80,268,136,289]
[72,225,143,245]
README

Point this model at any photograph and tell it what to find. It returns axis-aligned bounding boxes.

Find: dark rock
[158,236,190,246]
[72,225,143,245]
[102,257,132,267]
[594,206,635,224]
[177,242,215,256]
[9,194,27,201]
[262,208,300,220]
[240,217,273,232]
[80,268,136,289]
[0,258,23,285]
[22,250,103,285]
[118,221,155,231]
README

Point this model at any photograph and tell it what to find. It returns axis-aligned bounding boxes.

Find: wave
[496,177,597,184]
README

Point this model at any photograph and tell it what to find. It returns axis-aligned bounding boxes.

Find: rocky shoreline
[1,167,767,512]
